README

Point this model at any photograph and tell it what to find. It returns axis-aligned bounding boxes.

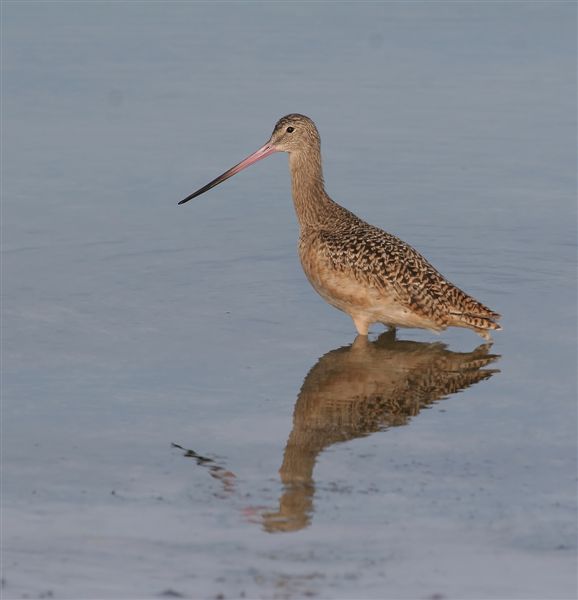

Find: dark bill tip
[178,174,230,205]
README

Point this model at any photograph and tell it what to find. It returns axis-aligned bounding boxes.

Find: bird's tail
[449,312,502,341]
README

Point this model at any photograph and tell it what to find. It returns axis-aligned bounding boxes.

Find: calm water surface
[3,3,577,599]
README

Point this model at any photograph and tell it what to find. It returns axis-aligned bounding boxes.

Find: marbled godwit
[179,114,501,340]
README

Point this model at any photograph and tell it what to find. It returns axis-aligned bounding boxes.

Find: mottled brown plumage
[180,113,501,339]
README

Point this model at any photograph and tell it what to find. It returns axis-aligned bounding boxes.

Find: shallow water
[3,3,577,599]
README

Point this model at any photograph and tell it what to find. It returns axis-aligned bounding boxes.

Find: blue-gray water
[3,2,577,599]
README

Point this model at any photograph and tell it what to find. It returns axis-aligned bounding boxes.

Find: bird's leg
[351,335,370,351]
[352,315,370,336]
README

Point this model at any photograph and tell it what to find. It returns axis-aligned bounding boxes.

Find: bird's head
[267,114,321,155]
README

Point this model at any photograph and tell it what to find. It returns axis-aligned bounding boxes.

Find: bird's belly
[299,250,424,328]
[299,243,440,330]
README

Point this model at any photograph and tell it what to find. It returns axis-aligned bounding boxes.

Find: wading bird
[179,114,501,340]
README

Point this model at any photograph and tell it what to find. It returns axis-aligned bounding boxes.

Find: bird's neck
[288,149,335,229]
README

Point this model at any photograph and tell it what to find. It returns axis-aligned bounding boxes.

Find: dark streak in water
[172,443,236,495]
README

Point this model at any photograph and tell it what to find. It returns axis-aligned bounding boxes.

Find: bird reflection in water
[258,332,500,533]
[174,332,500,532]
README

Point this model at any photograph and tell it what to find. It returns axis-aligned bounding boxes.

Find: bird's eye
[286,126,295,133]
